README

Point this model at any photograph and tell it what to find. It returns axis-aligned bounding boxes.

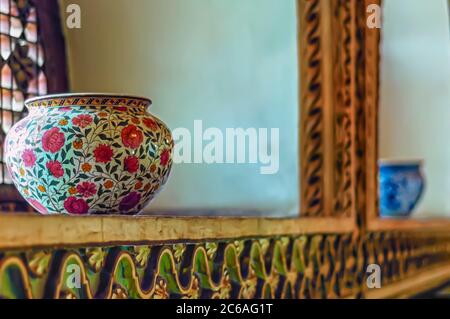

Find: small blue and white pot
[379,159,425,217]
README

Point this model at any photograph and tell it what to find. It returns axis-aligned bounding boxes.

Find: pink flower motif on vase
[76,182,97,198]
[143,118,158,130]
[42,127,65,153]
[46,160,64,178]
[64,197,89,215]
[124,155,139,173]
[160,149,170,167]
[22,149,36,167]
[72,114,93,128]
[93,144,113,163]
[121,125,143,149]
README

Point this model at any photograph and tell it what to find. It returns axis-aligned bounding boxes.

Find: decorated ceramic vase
[4,93,173,215]
[379,159,425,217]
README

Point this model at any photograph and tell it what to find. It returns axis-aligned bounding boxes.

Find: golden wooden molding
[1,213,450,250]
[0,214,355,249]
[363,0,381,229]
[367,218,450,233]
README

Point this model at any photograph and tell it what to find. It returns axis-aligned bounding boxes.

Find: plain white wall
[380,0,450,216]
[60,0,299,216]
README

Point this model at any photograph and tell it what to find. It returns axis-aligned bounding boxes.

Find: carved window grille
[0,0,67,213]
[0,0,47,185]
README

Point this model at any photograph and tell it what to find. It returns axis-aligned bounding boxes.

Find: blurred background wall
[380,0,450,217]
[59,0,299,216]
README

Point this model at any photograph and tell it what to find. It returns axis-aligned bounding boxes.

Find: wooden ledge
[365,262,450,299]
[367,217,450,233]
[0,214,354,249]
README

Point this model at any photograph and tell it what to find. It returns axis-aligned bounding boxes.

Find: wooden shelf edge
[367,217,450,233]
[0,214,354,249]
[365,262,450,299]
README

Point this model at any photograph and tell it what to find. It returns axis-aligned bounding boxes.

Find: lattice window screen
[0,0,47,185]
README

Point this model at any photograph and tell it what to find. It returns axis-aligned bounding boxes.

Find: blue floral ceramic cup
[379,159,425,217]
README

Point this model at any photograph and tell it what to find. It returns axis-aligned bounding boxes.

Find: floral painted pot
[379,159,425,217]
[4,93,173,215]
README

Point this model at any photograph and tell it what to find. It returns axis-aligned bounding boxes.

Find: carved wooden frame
[1,0,450,299]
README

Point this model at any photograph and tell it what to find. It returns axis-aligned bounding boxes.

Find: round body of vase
[4,93,173,215]
[379,159,425,218]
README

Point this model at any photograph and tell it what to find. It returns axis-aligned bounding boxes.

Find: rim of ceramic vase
[25,92,152,107]
[378,158,424,166]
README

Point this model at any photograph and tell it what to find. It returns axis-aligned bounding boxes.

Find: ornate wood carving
[1,232,450,299]
[300,0,379,220]
[331,0,355,219]
[299,0,325,217]
[363,0,382,226]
